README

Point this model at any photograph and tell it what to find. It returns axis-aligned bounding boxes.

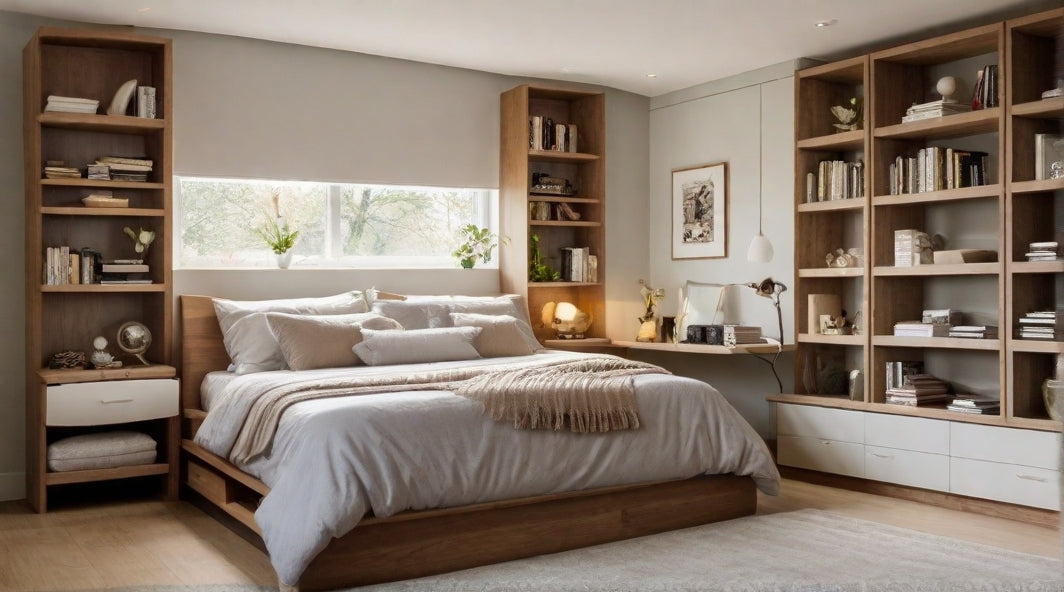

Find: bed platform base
[178,294,758,591]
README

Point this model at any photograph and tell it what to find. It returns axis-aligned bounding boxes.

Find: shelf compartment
[1010,340,1064,354]
[38,112,165,134]
[873,263,999,276]
[797,198,865,213]
[797,333,864,346]
[42,206,165,217]
[41,179,166,190]
[872,335,1001,350]
[1011,97,1064,119]
[1011,350,1061,424]
[527,195,599,204]
[41,284,166,293]
[798,268,864,278]
[873,108,1000,140]
[1010,261,1064,274]
[528,282,600,288]
[527,150,599,164]
[44,462,170,486]
[871,184,1000,206]
[529,220,601,228]
[796,130,864,151]
[1011,178,1064,194]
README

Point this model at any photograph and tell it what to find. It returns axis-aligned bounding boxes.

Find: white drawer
[950,456,1060,510]
[778,435,864,478]
[865,445,949,492]
[46,379,178,426]
[777,404,863,444]
[865,414,948,455]
[950,423,1060,470]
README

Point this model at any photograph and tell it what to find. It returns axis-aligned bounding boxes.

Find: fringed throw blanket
[228,356,667,464]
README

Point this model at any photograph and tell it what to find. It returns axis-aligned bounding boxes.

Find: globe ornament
[936,76,956,102]
[117,321,152,365]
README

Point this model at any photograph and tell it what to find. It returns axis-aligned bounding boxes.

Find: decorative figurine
[90,335,122,369]
[830,97,862,132]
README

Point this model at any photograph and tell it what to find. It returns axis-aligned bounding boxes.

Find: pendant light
[747,84,774,263]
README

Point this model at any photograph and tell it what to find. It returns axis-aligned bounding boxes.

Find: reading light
[743,277,787,392]
[747,85,774,263]
[647,74,658,78]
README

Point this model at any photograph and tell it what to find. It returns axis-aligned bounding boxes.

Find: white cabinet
[775,403,1061,509]
[46,379,178,426]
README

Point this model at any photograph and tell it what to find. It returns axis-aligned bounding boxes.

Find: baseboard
[0,472,26,502]
[780,466,1059,529]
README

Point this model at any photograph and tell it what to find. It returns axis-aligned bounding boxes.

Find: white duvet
[194,350,780,586]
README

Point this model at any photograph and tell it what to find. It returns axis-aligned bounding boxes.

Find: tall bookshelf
[499,85,607,343]
[775,8,1063,512]
[23,27,177,511]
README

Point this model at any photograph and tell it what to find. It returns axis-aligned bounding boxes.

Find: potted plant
[256,215,299,268]
[528,234,561,281]
[453,224,502,268]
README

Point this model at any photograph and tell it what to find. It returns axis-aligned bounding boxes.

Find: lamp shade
[747,233,774,263]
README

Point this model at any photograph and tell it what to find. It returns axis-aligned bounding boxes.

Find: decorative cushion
[213,291,368,374]
[47,430,156,472]
[450,312,538,358]
[353,326,482,366]
[370,294,540,351]
[266,312,403,371]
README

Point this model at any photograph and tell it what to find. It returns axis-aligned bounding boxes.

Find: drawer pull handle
[1016,474,1048,483]
[100,398,134,404]
[872,453,893,460]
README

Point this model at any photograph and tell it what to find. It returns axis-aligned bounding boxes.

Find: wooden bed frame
[178,294,759,591]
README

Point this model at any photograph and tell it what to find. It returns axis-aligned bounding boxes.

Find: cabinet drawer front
[778,404,863,443]
[950,457,1060,510]
[46,379,178,426]
[950,423,1060,470]
[865,414,948,454]
[778,435,864,478]
[865,445,949,492]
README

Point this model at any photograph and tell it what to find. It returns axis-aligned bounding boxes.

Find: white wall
[0,12,650,501]
[642,62,805,437]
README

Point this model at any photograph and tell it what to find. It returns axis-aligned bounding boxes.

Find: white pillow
[213,291,368,374]
[450,312,537,358]
[353,326,482,366]
[266,312,402,371]
[370,294,540,351]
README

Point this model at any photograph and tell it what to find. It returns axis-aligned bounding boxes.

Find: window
[176,177,495,268]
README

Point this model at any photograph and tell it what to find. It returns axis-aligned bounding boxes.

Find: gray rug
[89,509,1064,591]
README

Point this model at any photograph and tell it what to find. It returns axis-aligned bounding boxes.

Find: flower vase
[460,258,475,269]
[637,319,657,342]
[276,251,293,269]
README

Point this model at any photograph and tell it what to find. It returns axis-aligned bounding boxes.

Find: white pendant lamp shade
[747,232,774,263]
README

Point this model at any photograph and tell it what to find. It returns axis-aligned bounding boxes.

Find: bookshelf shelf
[796,130,864,151]
[797,267,864,278]
[871,336,1002,350]
[40,283,166,293]
[528,195,600,204]
[38,111,165,134]
[796,333,864,346]
[527,282,601,289]
[1010,261,1064,274]
[529,220,601,228]
[1011,178,1064,194]
[1009,339,1064,354]
[870,184,1000,206]
[1011,97,1064,119]
[872,263,999,276]
[873,108,1000,140]
[796,198,865,213]
[527,150,599,163]
[41,179,166,190]
[42,206,165,217]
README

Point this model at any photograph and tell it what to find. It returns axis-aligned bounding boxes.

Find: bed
[179,292,780,591]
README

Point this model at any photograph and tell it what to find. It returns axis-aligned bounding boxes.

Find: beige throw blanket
[229,356,667,464]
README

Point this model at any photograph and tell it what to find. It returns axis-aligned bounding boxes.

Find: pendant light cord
[758,84,763,236]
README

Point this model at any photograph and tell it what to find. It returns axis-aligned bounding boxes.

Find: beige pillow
[266,312,402,371]
[450,312,538,358]
[353,326,481,366]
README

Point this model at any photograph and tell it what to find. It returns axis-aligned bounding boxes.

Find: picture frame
[671,161,728,259]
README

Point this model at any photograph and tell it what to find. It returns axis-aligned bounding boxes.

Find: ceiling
[0,0,1042,97]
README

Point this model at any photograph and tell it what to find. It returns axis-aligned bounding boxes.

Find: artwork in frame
[672,161,728,259]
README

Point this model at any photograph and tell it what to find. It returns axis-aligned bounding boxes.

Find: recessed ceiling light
[816,19,837,28]
[646,74,657,78]
[137,7,152,12]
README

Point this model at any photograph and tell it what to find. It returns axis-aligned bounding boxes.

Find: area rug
[89,509,1064,591]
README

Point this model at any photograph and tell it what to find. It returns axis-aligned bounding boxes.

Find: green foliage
[452,224,500,268]
[256,216,299,254]
[528,234,560,281]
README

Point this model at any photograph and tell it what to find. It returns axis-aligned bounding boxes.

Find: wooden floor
[0,478,1059,590]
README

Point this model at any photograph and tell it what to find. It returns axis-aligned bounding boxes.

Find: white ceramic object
[936,76,956,102]
[106,79,138,115]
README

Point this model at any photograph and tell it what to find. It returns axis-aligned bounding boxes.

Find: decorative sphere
[118,321,152,354]
[936,76,956,100]
[93,336,107,350]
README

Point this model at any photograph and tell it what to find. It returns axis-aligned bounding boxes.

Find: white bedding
[194,350,780,586]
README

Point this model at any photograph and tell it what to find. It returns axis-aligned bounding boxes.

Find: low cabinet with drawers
[777,403,1061,511]
[30,365,180,512]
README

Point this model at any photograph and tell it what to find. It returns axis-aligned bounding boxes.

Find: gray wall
[0,12,651,500]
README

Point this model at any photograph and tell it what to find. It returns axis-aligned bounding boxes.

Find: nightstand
[30,364,180,512]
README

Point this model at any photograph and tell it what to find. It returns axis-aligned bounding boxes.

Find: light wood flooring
[0,478,1059,591]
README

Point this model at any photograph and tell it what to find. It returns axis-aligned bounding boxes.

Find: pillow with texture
[450,312,537,358]
[213,291,368,374]
[353,326,482,366]
[267,312,402,371]
[370,294,540,351]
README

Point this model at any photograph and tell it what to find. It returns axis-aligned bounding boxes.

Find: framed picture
[671,161,728,259]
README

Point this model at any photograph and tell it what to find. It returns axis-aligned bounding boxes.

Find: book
[97,155,153,167]
[136,86,156,118]
[44,95,99,114]
[893,321,949,337]
[101,263,149,273]
[885,361,924,392]
[529,116,543,151]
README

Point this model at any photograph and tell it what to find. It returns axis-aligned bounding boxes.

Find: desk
[612,341,796,355]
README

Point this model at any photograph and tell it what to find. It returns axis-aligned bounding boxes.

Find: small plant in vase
[122,226,155,259]
[452,224,504,268]
[257,193,299,268]
[528,234,561,281]
[637,281,665,342]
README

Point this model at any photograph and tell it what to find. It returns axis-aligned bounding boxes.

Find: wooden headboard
[179,295,231,410]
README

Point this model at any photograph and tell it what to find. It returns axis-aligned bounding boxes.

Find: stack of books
[1018,310,1062,340]
[921,309,962,325]
[43,163,81,179]
[947,395,1000,415]
[100,260,151,285]
[95,155,152,182]
[87,163,110,180]
[885,361,924,392]
[811,159,864,201]
[971,64,999,110]
[723,325,762,346]
[43,95,98,114]
[888,147,988,195]
[901,99,971,123]
[894,229,933,267]
[559,247,589,282]
[1026,241,1058,262]
[893,321,950,337]
[886,373,951,406]
[43,246,77,285]
[948,325,997,339]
